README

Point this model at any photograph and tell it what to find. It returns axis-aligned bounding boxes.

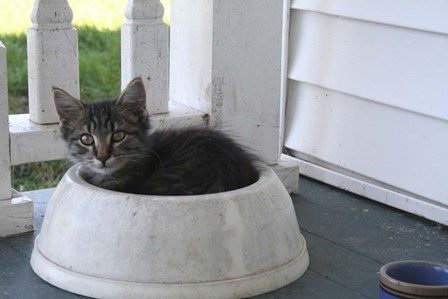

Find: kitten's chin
[83,162,119,176]
[98,164,123,175]
[92,166,114,175]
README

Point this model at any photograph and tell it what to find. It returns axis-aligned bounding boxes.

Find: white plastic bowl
[31,165,309,298]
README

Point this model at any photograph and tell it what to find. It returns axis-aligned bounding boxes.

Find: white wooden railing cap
[124,0,164,25]
[30,0,73,30]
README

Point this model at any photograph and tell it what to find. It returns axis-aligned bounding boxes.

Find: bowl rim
[66,164,278,200]
[379,260,448,297]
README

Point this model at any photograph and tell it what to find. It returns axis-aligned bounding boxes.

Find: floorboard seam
[307,268,374,299]
[301,227,385,265]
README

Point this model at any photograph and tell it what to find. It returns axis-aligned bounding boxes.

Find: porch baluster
[121,0,169,115]
[27,0,80,124]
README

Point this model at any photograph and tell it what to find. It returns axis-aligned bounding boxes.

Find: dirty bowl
[379,260,448,298]
[31,165,309,298]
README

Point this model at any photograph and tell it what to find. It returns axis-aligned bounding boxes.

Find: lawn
[0,0,170,191]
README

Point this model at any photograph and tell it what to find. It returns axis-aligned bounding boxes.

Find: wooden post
[169,0,213,114]
[170,0,286,165]
[121,0,169,115]
[0,42,33,237]
[27,0,80,124]
[0,41,11,200]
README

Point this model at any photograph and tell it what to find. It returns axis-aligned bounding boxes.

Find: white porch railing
[0,0,297,237]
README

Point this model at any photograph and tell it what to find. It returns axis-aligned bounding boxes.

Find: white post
[170,0,286,165]
[0,41,11,200]
[0,42,33,237]
[27,0,80,124]
[169,0,213,114]
[121,0,169,115]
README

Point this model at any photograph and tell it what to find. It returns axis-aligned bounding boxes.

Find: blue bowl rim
[380,260,448,297]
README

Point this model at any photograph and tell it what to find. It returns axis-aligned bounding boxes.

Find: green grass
[0,0,170,191]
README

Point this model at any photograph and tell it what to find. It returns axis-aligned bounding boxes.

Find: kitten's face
[53,78,150,176]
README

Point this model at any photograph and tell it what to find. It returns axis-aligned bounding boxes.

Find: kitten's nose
[97,154,110,166]
[96,145,110,166]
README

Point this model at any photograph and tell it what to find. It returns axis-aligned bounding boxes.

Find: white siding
[291,0,448,35]
[285,1,448,222]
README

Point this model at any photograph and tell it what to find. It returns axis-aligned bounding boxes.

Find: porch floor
[1,176,447,299]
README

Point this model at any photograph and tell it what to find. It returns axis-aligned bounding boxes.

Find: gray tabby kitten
[53,78,259,195]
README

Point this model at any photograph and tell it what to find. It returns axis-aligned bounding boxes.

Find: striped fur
[53,78,259,195]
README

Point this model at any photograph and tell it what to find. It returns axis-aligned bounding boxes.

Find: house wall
[284,0,448,223]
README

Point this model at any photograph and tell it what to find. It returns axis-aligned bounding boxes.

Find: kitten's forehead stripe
[105,114,114,132]
[87,102,118,134]
[89,113,98,131]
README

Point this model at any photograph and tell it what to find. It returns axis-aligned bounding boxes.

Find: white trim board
[290,155,447,226]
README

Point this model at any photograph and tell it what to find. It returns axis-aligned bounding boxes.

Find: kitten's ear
[116,78,147,121]
[53,88,85,121]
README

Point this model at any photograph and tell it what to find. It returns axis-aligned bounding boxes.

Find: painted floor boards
[0,177,446,298]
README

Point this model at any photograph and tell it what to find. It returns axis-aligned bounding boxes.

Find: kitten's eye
[80,134,94,146]
[111,131,126,143]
